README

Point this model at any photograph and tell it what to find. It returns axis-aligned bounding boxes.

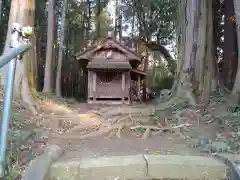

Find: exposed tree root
[156,121,164,128]
[54,124,124,140]
[174,108,201,124]
[130,121,192,140]
[164,118,173,133]
[156,72,197,111]
[51,104,198,141]
[117,114,132,124]
[204,118,216,124]
[164,116,192,140]
[116,123,125,139]
[156,97,178,111]
[142,128,151,139]
[90,110,103,116]
[130,125,162,130]
[130,123,191,131]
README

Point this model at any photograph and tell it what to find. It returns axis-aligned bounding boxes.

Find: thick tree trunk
[131,10,135,48]
[42,0,55,94]
[174,0,200,105]
[119,15,122,41]
[0,0,19,87]
[52,3,58,92]
[232,0,240,101]
[96,0,101,38]
[56,0,67,97]
[158,0,215,109]
[2,0,39,114]
[223,0,238,90]
[0,0,2,22]
[114,0,119,38]
[86,0,91,46]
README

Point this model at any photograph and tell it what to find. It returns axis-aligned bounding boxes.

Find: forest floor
[3,91,240,178]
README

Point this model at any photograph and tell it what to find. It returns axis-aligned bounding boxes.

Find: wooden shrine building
[75,36,147,104]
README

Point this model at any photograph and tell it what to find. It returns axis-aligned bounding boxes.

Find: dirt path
[54,135,204,161]
[36,100,221,160]
[5,94,237,179]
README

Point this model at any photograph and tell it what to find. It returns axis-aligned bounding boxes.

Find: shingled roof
[75,36,141,62]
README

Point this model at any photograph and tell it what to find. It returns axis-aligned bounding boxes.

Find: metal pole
[0,44,31,69]
[0,23,21,177]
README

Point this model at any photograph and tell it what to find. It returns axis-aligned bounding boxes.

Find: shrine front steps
[22,145,229,180]
[46,155,227,180]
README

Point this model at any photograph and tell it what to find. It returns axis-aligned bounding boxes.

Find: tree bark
[223,0,238,90]
[96,0,101,38]
[114,0,119,38]
[0,0,19,87]
[0,0,2,22]
[56,0,67,97]
[2,0,39,114]
[232,0,240,100]
[86,0,92,46]
[52,2,58,92]
[42,0,55,94]
[175,0,214,105]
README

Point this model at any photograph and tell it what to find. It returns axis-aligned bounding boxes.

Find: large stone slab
[47,154,228,180]
[22,145,63,180]
[48,155,146,180]
[145,155,227,180]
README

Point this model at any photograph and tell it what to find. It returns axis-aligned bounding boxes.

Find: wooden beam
[93,72,96,101]
[138,75,141,93]
[93,72,96,91]
[122,72,125,91]
[122,72,125,103]
[88,70,91,100]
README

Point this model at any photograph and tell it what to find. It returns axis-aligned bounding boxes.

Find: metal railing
[0,23,32,177]
[213,153,240,180]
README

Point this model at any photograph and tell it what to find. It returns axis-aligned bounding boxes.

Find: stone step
[46,154,227,180]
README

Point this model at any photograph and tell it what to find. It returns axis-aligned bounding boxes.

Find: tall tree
[156,0,216,110]
[0,0,2,22]
[0,0,19,86]
[56,0,68,97]
[114,0,119,38]
[42,0,55,94]
[233,0,240,99]
[178,0,215,104]
[86,0,92,46]
[1,0,39,114]
[96,0,101,38]
[223,0,238,90]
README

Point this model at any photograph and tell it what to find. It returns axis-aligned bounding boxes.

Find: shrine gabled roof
[75,36,141,61]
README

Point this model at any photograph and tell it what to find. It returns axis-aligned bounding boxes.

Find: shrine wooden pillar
[137,76,141,93]
[121,72,125,103]
[88,70,91,101]
[93,72,96,102]
[128,71,131,104]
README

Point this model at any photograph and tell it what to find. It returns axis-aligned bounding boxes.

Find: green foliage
[151,75,174,94]
[166,59,177,75]
[65,0,112,52]
[122,0,177,45]
[150,58,176,94]
[92,8,113,39]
